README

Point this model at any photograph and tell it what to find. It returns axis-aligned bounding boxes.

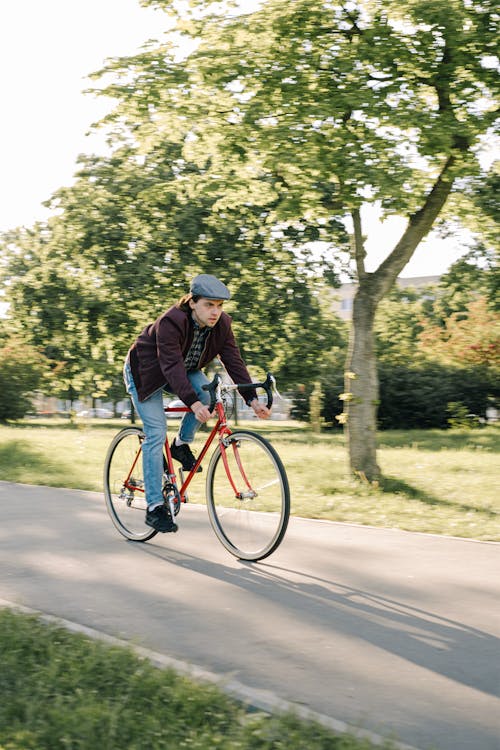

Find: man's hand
[191,401,212,423]
[249,398,271,420]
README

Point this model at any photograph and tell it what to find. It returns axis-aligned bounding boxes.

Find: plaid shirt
[183,319,211,371]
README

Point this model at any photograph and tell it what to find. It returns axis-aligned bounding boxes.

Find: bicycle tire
[206,429,290,561]
[104,427,158,542]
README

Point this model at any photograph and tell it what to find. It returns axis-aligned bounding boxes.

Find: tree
[419,296,500,375]
[91,0,498,478]
[0,222,113,403]
[0,143,343,397]
[436,244,499,317]
[0,339,46,422]
[374,285,432,366]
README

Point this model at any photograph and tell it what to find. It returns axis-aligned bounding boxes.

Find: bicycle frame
[163,400,232,502]
[123,400,253,510]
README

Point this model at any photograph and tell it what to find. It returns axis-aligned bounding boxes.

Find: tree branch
[373,154,456,300]
[352,207,366,279]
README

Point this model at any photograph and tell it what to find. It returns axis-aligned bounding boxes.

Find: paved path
[0,481,499,750]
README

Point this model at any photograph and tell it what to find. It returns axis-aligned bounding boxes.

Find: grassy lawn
[0,419,498,541]
[0,609,393,750]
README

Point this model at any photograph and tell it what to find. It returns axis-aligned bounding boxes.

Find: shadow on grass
[0,440,76,487]
[377,427,499,452]
[380,475,499,518]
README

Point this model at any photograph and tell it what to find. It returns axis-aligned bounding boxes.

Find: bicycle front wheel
[206,430,290,561]
[104,427,158,542]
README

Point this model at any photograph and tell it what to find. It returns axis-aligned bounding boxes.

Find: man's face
[189,298,224,328]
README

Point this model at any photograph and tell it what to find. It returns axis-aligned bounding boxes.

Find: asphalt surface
[0,481,499,750]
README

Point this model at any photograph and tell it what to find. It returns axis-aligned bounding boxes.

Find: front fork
[220,434,257,500]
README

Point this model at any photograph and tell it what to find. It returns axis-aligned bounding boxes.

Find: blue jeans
[123,361,210,507]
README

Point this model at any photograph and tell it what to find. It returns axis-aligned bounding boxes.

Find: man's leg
[170,370,210,471]
[123,363,174,532]
[178,370,211,443]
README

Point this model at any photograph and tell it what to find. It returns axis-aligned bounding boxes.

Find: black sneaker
[145,504,178,533]
[170,440,202,472]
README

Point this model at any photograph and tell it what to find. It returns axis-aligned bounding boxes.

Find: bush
[446,401,483,429]
[377,363,496,429]
[0,340,46,422]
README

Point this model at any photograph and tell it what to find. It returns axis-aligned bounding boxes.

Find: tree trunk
[344,280,380,480]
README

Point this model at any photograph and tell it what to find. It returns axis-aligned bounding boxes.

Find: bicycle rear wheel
[104,427,158,542]
[206,430,290,561]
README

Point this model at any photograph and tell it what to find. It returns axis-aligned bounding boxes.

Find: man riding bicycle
[123,274,271,532]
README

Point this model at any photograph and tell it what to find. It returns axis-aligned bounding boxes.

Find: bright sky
[0,1,165,229]
[0,0,475,279]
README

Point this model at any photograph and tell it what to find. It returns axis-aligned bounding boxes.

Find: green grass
[1,419,499,540]
[0,609,393,750]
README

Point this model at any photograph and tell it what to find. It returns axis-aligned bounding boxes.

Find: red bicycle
[103,373,290,561]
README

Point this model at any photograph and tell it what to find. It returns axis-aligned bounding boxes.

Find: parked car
[96,408,114,418]
[76,408,114,419]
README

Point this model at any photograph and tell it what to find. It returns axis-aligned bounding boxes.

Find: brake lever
[268,373,283,401]
[201,373,221,412]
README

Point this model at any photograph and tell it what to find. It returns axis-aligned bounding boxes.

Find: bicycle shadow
[131,539,500,700]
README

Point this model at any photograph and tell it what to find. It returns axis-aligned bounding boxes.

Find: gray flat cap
[190,274,231,300]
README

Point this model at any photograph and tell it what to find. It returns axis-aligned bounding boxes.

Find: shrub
[446,401,483,429]
[0,340,46,422]
[377,363,496,429]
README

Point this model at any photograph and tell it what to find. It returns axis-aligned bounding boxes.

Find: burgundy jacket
[128,305,257,406]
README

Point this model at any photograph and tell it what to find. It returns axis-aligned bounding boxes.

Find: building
[332,275,441,320]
